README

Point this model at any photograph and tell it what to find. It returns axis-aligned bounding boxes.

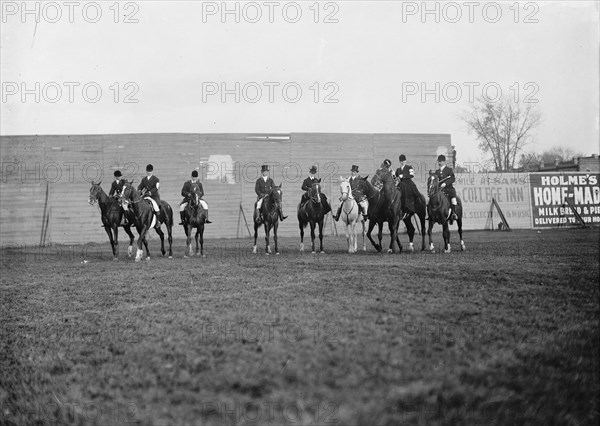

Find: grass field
[1,229,599,425]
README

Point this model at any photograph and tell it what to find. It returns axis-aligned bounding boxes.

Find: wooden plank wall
[0,133,452,245]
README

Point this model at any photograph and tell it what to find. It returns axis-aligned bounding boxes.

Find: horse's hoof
[135,258,141,262]
[113,257,118,261]
[252,247,257,254]
[312,251,316,254]
[320,251,325,254]
[202,254,206,258]
[461,242,466,251]
[265,253,269,256]
[387,249,393,254]
[146,256,151,260]
[275,252,280,256]
[184,255,188,258]
[168,256,173,259]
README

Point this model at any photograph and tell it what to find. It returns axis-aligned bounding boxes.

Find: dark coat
[301,176,319,191]
[181,180,204,199]
[436,166,456,199]
[109,179,125,197]
[395,165,414,181]
[255,177,275,198]
[138,175,161,201]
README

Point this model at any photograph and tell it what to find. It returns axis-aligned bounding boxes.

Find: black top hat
[351,165,359,172]
[309,166,317,174]
[437,154,446,162]
[383,159,392,167]
[114,170,122,177]
[399,154,406,162]
[146,164,154,172]
[261,165,269,172]
[191,170,198,178]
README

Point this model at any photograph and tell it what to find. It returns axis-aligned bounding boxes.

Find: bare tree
[463,95,541,171]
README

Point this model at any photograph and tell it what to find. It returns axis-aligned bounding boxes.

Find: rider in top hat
[255,164,287,223]
[436,154,458,220]
[395,154,418,212]
[138,164,161,217]
[333,165,368,221]
[109,170,129,226]
[300,165,332,214]
[179,170,212,225]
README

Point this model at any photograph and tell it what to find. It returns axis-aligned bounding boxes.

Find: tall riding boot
[204,211,212,224]
[451,205,458,221]
[179,211,186,226]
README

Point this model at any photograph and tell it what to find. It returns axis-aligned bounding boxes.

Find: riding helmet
[146,164,154,172]
[437,155,446,162]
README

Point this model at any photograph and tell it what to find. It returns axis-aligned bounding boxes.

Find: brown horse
[120,181,174,261]
[182,189,207,257]
[355,171,404,253]
[253,185,283,255]
[297,180,328,253]
[88,181,135,261]
[426,172,465,253]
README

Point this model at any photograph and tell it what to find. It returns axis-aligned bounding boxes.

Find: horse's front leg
[366,220,381,252]
[310,221,317,253]
[135,226,148,261]
[199,224,205,257]
[273,222,279,255]
[378,221,384,253]
[185,224,193,257]
[345,219,352,253]
[427,219,435,252]
[419,212,427,252]
[299,221,305,252]
[264,222,271,254]
[318,220,324,253]
[124,225,135,257]
[166,224,173,258]
[155,226,166,257]
[104,225,117,260]
[443,222,451,253]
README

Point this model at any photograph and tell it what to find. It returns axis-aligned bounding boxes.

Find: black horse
[88,181,135,261]
[426,172,465,253]
[377,169,428,252]
[181,189,207,257]
[355,171,404,253]
[253,185,283,255]
[297,180,327,253]
[120,181,174,261]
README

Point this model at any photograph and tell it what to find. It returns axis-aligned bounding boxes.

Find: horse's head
[308,180,322,203]
[371,173,383,191]
[88,181,103,205]
[427,171,439,197]
[339,177,351,201]
[270,184,283,207]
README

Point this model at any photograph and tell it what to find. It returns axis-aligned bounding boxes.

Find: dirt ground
[1,229,599,425]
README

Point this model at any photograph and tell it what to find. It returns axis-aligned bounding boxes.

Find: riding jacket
[436,166,457,199]
[255,177,275,198]
[138,175,161,201]
[181,180,204,199]
[109,179,125,197]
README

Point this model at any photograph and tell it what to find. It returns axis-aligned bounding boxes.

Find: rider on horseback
[333,165,368,221]
[395,154,418,213]
[300,166,332,213]
[138,164,161,225]
[109,170,129,226]
[179,170,212,225]
[436,154,458,221]
[255,165,287,223]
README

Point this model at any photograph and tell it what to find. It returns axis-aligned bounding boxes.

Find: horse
[253,185,283,255]
[297,179,328,253]
[375,169,428,252]
[426,172,465,253]
[337,177,366,253]
[355,171,404,253]
[119,181,174,261]
[181,189,207,257]
[88,181,135,261]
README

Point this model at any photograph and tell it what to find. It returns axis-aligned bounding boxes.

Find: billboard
[529,172,600,228]
[455,173,532,229]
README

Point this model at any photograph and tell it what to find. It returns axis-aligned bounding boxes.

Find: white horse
[338,177,367,253]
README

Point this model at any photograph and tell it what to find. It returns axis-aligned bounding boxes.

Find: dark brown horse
[355,171,404,253]
[297,180,327,253]
[88,181,135,261]
[253,185,283,255]
[387,173,428,252]
[181,189,207,257]
[120,181,174,261]
[426,172,465,253]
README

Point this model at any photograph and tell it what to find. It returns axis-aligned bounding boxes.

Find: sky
[1,0,598,165]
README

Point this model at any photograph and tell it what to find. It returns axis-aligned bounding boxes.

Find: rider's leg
[451,197,458,220]
[179,202,187,225]
[255,199,262,223]
[359,199,369,221]
[333,200,343,221]
[278,205,288,221]
[201,200,212,224]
